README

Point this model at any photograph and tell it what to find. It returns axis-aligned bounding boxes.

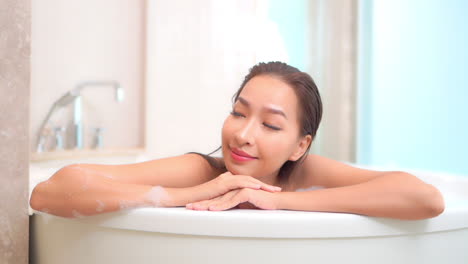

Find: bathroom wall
[145,0,290,158]
[145,0,358,163]
[267,0,308,71]
[30,0,145,153]
[307,0,358,162]
[357,0,468,176]
[0,0,30,262]
[266,0,359,163]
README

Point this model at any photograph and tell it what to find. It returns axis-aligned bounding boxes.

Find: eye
[263,123,281,131]
[230,110,245,118]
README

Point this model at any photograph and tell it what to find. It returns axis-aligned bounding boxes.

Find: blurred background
[1,1,468,261]
[28,0,468,176]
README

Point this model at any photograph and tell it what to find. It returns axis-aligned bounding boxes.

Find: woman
[30,61,445,220]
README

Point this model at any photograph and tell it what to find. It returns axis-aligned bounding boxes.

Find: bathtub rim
[30,160,468,238]
[32,202,468,239]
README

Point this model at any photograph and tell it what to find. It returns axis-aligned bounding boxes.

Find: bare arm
[275,154,445,220]
[275,171,444,220]
[29,154,223,218]
[68,153,224,187]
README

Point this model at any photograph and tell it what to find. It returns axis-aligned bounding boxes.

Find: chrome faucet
[71,81,124,149]
[35,81,124,152]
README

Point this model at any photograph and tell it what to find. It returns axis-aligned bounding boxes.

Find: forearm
[276,172,445,220]
[30,166,169,218]
[30,165,212,218]
[162,186,204,207]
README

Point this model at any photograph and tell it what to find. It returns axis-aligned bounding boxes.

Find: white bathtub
[29,155,468,264]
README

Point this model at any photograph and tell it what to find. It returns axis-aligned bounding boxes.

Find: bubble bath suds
[96,200,106,212]
[118,186,169,210]
[119,200,144,210]
[145,186,169,207]
[81,174,91,191]
[71,210,85,218]
[295,186,325,192]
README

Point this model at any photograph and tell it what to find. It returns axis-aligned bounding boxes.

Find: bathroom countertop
[30,147,146,162]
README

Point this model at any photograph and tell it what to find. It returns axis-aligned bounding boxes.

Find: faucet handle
[91,127,105,149]
[36,126,53,152]
[53,126,66,150]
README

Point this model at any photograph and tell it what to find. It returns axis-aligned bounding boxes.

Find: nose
[234,119,256,146]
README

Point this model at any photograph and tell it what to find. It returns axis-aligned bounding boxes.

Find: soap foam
[71,210,85,218]
[96,200,106,212]
[119,200,144,210]
[295,186,325,192]
[118,186,169,210]
[80,174,91,191]
[145,186,169,207]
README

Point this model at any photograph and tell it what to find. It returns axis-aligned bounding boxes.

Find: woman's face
[222,75,311,181]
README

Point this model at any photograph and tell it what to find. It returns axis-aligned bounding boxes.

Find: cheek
[221,118,231,142]
[221,118,233,152]
[258,135,295,162]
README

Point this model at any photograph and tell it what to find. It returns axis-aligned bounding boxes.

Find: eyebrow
[237,96,288,120]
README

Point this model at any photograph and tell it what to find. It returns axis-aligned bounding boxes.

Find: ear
[289,135,312,161]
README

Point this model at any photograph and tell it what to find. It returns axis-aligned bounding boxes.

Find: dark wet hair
[189,61,323,185]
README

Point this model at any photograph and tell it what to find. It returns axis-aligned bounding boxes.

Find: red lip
[230,148,257,162]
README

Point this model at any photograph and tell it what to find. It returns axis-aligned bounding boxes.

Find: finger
[206,192,234,211]
[189,200,213,211]
[209,195,241,211]
[218,189,239,200]
[208,189,239,210]
[248,178,281,192]
[193,193,227,210]
[230,177,261,191]
[192,202,210,210]
[259,184,282,192]
[232,176,277,192]
[209,189,247,211]
[228,174,281,192]
[186,193,225,210]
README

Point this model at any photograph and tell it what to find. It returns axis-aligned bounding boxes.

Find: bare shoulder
[296,154,394,189]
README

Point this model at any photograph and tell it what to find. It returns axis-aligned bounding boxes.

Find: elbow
[30,180,52,213]
[29,164,81,213]
[422,184,445,218]
[399,172,445,219]
[29,183,44,211]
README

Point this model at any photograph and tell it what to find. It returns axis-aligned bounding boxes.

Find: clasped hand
[185,172,282,211]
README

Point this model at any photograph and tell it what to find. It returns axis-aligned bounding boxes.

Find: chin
[224,161,242,175]
[224,160,253,177]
